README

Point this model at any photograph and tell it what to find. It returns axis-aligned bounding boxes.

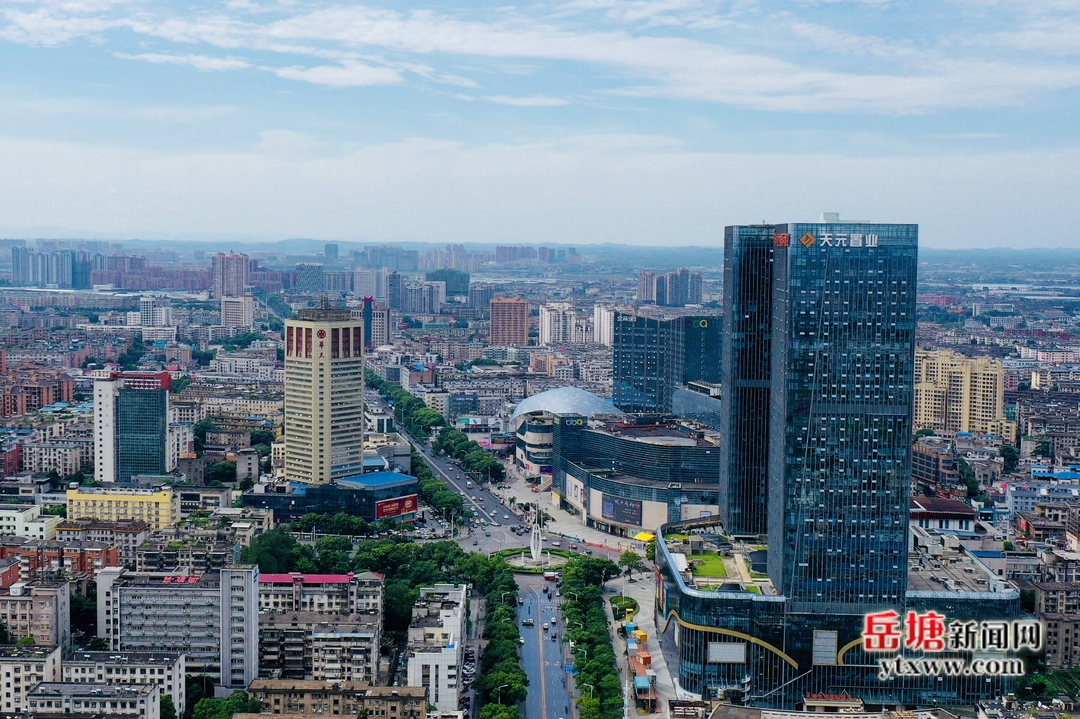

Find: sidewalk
[605,573,677,718]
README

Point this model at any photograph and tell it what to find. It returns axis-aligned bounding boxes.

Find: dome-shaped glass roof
[510,386,619,419]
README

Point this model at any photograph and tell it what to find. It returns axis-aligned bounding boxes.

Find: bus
[466,480,473,489]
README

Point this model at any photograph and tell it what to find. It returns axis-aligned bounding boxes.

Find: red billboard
[376,495,418,519]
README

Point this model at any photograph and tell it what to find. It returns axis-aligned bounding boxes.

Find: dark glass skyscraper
[719,226,776,536]
[723,221,918,599]
[116,387,169,482]
[612,312,720,414]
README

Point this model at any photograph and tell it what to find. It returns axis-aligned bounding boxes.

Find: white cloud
[484,94,570,106]
[273,61,403,87]
[115,52,252,71]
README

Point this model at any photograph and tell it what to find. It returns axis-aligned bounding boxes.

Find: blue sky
[1,0,1079,248]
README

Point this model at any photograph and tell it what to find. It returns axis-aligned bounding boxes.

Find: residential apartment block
[0,645,61,715]
[405,584,468,714]
[27,682,160,719]
[259,611,380,683]
[914,349,1016,439]
[258,572,383,614]
[0,504,61,540]
[247,680,426,719]
[0,580,70,647]
[97,565,259,688]
[62,650,186,718]
[66,486,179,531]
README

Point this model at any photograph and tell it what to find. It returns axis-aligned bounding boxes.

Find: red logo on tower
[774,232,790,248]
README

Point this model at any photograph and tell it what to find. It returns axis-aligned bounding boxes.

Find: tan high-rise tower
[489,297,529,346]
[284,305,365,484]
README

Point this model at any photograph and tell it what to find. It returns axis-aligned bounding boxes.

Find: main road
[365,390,527,554]
[519,574,574,719]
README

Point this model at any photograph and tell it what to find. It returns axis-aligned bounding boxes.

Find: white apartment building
[62,651,186,718]
[0,645,61,715]
[592,304,615,346]
[97,565,259,689]
[258,571,383,615]
[405,584,468,714]
[21,438,94,477]
[28,682,160,719]
[538,302,577,347]
[220,295,255,328]
[0,504,61,540]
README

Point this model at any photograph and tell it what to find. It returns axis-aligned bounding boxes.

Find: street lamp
[582,683,595,699]
[501,591,515,605]
[566,592,580,602]
[577,647,588,662]
[496,684,510,704]
[573,621,584,631]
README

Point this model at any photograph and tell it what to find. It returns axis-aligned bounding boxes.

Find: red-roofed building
[909,497,978,533]
[258,571,383,615]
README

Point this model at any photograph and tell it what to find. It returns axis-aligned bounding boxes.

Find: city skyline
[1,2,1079,248]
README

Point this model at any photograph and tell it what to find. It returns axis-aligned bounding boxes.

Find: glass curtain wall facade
[720,226,776,536]
[116,388,168,482]
[613,313,720,414]
[767,222,917,605]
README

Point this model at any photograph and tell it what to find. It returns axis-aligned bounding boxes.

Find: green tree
[618,550,645,577]
[644,541,656,562]
[1000,445,1019,474]
[956,457,981,499]
[250,429,276,447]
[914,428,936,441]
[87,636,109,650]
[161,695,178,719]
[70,590,97,643]
[1035,439,1053,460]
[207,460,237,484]
[192,691,261,719]
[16,636,35,646]
[239,527,315,573]
[193,418,217,456]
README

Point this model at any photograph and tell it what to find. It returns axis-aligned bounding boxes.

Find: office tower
[361,297,375,349]
[469,283,494,309]
[489,297,529,347]
[592,304,615,346]
[538,302,577,346]
[295,263,325,294]
[94,372,173,483]
[212,252,249,298]
[718,226,776,536]
[325,242,339,259]
[284,305,365,484]
[612,311,720,414]
[220,295,255,328]
[723,220,918,600]
[387,271,403,310]
[914,349,1014,438]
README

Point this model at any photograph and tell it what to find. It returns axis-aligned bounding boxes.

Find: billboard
[601,496,642,526]
[376,494,418,519]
